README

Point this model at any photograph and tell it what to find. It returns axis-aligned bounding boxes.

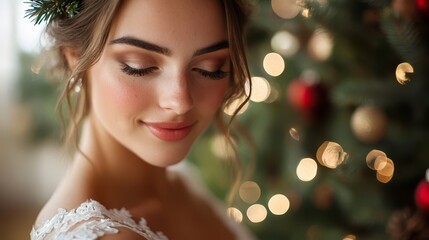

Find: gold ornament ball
[351,105,387,143]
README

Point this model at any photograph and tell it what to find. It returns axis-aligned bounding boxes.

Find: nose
[158,73,194,115]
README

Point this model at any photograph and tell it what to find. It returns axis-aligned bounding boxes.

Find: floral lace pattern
[31,200,168,240]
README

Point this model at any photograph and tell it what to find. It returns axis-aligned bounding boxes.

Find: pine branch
[380,9,425,66]
[25,0,81,25]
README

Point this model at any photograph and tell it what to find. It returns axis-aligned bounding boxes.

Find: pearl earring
[69,77,83,93]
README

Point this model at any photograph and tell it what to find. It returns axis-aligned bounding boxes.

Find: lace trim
[31,200,168,240]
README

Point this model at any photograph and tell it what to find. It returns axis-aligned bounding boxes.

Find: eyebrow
[111,37,171,55]
[193,41,229,56]
[110,36,229,57]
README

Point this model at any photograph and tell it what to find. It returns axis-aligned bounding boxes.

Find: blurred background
[1,0,429,239]
[1,1,69,239]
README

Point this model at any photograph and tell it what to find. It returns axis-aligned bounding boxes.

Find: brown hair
[43,0,252,203]
[218,0,253,204]
[44,0,122,146]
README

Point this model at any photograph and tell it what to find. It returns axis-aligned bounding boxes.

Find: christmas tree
[189,0,429,239]
[15,0,429,239]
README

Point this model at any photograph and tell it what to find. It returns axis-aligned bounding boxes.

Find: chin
[135,148,190,168]
[149,157,185,168]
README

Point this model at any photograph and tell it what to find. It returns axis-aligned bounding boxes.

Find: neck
[75,118,171,208]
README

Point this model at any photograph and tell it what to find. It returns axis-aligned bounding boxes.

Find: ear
[63,47,79,71]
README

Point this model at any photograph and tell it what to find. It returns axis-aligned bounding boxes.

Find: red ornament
[415,180,429,211]
[286,75,329,121]
[287,79,316,112]
[416,0,429,12]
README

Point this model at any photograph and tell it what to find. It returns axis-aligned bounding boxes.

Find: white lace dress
[30,162,255,240]
[30,199,168,240]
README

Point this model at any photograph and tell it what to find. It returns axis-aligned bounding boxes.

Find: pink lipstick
[144,121,195,142]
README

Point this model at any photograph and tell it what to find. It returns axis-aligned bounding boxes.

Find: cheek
[196,81,229,113]
[90,71,148,119]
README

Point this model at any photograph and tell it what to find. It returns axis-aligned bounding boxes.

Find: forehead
[109,0,227,52]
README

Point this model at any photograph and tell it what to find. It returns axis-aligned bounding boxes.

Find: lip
[143,121,195,142]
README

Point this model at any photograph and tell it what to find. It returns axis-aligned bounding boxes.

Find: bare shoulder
[35,196,88,226]
[35,163,97,226]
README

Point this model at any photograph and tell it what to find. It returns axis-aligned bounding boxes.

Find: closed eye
[121,63,157,77]
[193,68,228,80]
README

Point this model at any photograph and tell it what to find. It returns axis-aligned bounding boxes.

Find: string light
[307,28,333,61]
[395,62,413,85]
[227,207,243,223]
[210,134,235,160]
[301,8,310,18]
[223,94,249,116]
[239,181,261,204]
[271,0,300,19]
[376,158,394,183]
[343,234,357,240]
[264,86,280,103]
[247,204,268,223]
[245,77,271,103]
[263,52,285,77]
[289,128,300,141]
[271,30,300,57]
[296,158,318,181]
[366,149,388,171]
[365,149,395,183]
[316,141,348,169]
[268,194,290,215]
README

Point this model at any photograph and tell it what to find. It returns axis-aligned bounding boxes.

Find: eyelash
[192,68,228,80]
[121,63,156,77]
[120,63,228,80]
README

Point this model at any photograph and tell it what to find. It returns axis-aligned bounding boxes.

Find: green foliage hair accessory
[25,0,81,25]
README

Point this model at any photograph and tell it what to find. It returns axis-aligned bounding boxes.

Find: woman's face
[87,0,230,167]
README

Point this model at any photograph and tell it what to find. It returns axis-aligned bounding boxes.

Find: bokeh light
[307,28,333,61]
[268,194,290,215]
[289,127,300,141]
[316,141,348,169]
[223,94,249,116]
[376,171,393,183]
[271,30,300,57]
[271,0,300,19]
[264,86,280,103]
[395,62,413,85]
[366,149,388,171]
[296,158,318,181]
[263,52,285,77]
[239,181,261,204]
[301,8,310,18]
[247,204,268,223]
[227,207,243,223]
[210,134,235,160]
[245,77,271,102]
[343,234,357,240]
[376,158,394,183]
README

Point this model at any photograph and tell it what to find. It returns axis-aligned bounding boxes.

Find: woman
[27,0,253,239]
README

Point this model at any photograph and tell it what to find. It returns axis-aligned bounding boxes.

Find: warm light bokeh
[268,194,290,215]
[227,207,243,223]
[271,0,300,19]
[296,158,318,181]
[247,204,268,223]
[239,181,261,204]
[263,52,285,77]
